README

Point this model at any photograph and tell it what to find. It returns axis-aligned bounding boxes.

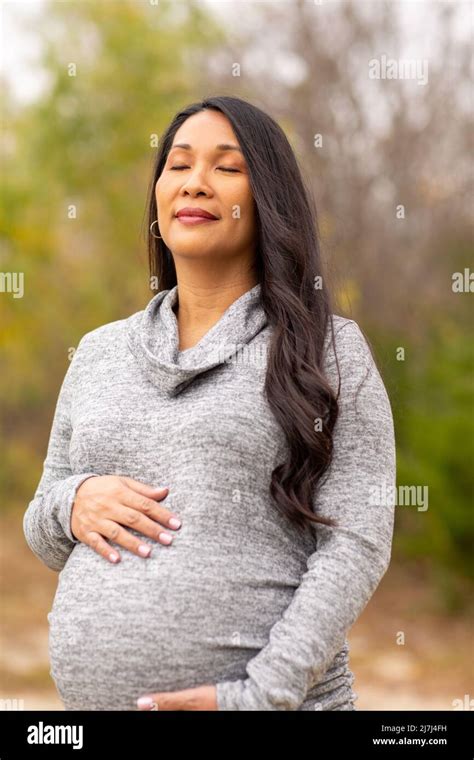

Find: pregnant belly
[48,536,298,711]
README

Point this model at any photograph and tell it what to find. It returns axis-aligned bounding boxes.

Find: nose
[179,165,214,197]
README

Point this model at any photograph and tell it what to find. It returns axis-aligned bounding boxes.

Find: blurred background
[1,0,472,710]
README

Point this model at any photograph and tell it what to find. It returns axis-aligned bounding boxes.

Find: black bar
[0,709,472,757]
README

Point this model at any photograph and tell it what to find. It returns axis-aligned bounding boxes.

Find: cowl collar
[126,282,267,395]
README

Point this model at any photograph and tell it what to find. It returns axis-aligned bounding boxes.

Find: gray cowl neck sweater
[23,282,396,711]
[127,282,268,396]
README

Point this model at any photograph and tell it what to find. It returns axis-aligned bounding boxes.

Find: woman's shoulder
[68,308,145,371]
[323,314,393,418]
[76,308,144,350]
[324,314,373,369]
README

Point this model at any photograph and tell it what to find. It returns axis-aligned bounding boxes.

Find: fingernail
[137,696,155,709]
[169,517,181,529]
[159,532,173,545]
[138,545,151,557]
[109,552,119,563]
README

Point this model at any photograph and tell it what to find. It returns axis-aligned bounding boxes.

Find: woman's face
[155,109,257,263]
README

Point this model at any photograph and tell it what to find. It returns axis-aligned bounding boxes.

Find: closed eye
[170,166,240,173]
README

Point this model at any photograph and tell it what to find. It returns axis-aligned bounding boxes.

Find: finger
[137,695,159,710]
[120,488,182,531]
[136,686,216,711]
[97,519,157,558]
[83,530,121,564]
[119,476,169,499]
[111,504,175,547]
[137,691,185,710]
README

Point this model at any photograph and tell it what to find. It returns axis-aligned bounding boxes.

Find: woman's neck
[172,276,260,352]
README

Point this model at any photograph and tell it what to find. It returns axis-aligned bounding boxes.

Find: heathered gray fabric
[23,282,396,711]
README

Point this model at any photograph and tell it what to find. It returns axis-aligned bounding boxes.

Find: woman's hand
[136,685,218,711]
[71,475,181,563]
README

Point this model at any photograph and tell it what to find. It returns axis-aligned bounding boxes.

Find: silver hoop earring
[150,219,162,240]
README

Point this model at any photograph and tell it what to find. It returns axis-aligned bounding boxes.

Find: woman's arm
[216,320,397,710]
[23,335,99,572]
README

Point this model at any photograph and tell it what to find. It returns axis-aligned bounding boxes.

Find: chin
[172,241,224,258]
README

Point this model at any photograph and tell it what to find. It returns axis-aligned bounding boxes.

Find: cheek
[155,178,166,204]
[155,174,177,202]
[155,182,177,230]
[221,177,252,218]
[233,194,256,235]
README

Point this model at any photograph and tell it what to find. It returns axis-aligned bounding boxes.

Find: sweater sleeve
[215,320,396,710]
[23,336,100,572]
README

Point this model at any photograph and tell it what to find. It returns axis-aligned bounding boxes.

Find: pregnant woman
[23,95,396,711]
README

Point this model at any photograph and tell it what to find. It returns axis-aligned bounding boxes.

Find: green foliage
[379,320,474,609]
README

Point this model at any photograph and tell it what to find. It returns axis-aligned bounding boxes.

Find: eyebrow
[169,142,243,154]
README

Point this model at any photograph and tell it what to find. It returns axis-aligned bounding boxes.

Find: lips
[176,207,218,220]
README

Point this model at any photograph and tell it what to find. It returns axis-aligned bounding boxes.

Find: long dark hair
[143,95,344,534]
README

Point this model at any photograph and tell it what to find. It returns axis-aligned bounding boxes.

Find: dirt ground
[1,513,472,711]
